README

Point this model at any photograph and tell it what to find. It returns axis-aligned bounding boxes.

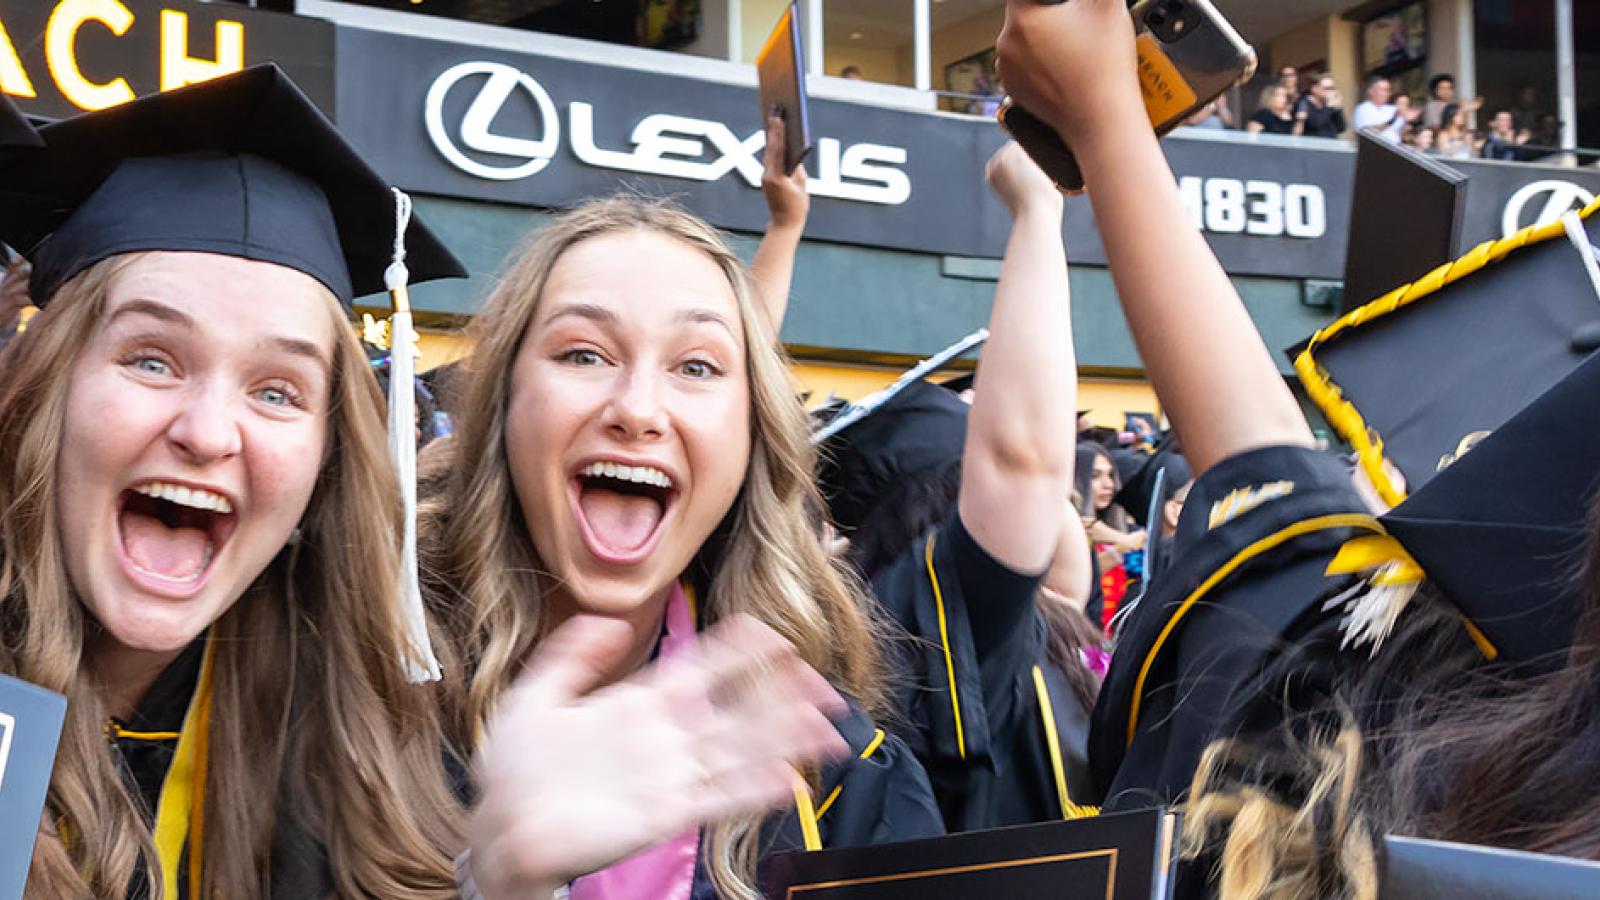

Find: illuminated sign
[0,0,333,120]
[423,60,911,206]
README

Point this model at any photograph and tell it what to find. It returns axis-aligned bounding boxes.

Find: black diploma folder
[763,808,1179,899]
[0,673,68,898]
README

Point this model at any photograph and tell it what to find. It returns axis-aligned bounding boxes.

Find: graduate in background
[818,142,1100,833]
[998,1,1600,896]
[419,193,942,900]
[0,67,466,898]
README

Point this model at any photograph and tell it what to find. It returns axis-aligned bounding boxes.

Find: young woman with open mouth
[0,68,467,898]
[422,196,945,900]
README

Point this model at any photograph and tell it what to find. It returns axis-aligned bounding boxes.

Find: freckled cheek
[678,390,752,495]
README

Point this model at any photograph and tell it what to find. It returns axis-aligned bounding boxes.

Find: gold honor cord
[152,635,216,899]
[1032,666,1097,820]
[1126,514,1385,747]
[923,533,967,760]
[1295,194,1600,509]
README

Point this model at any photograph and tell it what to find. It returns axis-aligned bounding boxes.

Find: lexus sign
[1501,180,1598,238]
[422,59,911,205]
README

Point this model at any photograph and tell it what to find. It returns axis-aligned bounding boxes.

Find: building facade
[1,0,1596,429]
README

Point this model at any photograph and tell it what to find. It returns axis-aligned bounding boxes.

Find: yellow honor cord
[792,778,823,852]
[1032,666,1097,821]
[923,534,967,760]
[153,636,216,898]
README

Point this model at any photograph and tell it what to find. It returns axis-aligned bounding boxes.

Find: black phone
[756,2,813,173]
[999,0,1257,193]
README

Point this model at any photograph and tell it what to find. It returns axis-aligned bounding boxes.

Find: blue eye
[258,387,290,407]
[133,357,170,376]
[679,359,716,379]
[561,348,604,367]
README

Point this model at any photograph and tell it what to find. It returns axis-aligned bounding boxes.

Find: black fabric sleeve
[949,512,1046,657]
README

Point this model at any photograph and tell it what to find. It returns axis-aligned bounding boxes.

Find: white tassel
[386,188,442,683]
[1323,563,1422,657]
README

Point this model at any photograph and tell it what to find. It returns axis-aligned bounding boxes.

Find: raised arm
[750,115,809,331]
[996,0,1312,475]
[958,142,1078,576]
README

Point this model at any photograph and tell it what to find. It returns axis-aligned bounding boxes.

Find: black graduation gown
[1088,445,1377,812]
[871,512,1098,834]
[111,640,334,899]
[684,699,944,898]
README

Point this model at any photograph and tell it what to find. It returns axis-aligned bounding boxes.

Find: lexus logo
[421,60,914,205]
[1502,180,1597,238]
[425,61,561,181]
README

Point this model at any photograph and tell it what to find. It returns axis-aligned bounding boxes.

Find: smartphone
[756,2,814,173]
[999,0,1257,193]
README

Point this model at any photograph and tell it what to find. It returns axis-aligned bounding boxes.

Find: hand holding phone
[997,0,1256,192]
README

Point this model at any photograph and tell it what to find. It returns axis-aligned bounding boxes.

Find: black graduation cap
[0,64,465,308]
[0,92,40,150]
[1380,346,1600,666]
[939,371,976,395]
[1296,197,1600,508]
[1115,445,1191,529]
[817,379,968,533]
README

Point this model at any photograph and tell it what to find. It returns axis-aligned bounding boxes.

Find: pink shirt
[570,584,700,900]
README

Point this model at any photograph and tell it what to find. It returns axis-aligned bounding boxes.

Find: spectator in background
[1184,94,1234,130]
[1408,124,1438,154]
[1435,103,1477,159]
[1422,73,1482,129]
[1481,110,1525,161]
[1247,85,1296,135]
[1255,67,1300,121]
[1354,76,1410,143]
[840,65,864,80]
[1076,442,1144,632]
[1293,73,1346,138]
[1511,85,1545,131]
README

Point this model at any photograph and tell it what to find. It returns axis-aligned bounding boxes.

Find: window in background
[823,0,915,87]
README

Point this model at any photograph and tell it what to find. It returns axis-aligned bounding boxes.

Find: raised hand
[467,614,849,898]
[997,0,1143,153]
[985,140,1063,218]
[762,114,809,229]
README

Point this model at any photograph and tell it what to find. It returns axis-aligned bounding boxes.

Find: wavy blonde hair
[421,196,883,899]
[0,254,464,899]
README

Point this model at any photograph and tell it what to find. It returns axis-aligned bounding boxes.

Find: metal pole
[807,0,825,78]
[1555,0,1577,154]
[728,0,742,64]
[914,0,931,92]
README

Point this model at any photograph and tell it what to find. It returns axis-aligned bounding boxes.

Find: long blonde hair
[421,196,882,899]
[0,254,464,899]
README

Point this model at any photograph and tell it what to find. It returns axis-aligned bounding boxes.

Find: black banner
[335,26,1356,280]
[0,0,334,120]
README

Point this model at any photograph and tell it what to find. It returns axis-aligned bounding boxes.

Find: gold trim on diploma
[786,848,1119,899]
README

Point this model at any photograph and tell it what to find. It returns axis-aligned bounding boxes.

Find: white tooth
[628,467,646,484]
[175,486,194,507]
[216,496,233,514]
[158,484,177,503]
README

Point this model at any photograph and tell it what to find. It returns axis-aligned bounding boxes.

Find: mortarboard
[0,92,40,151]
[1296,197,1600,508]
[812,330,986,531]
[1376,347,1600,665]
[1116,444,1191,529]
[0,64,465,308]
[1341,131,1468,316]
[817,378,969,534]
